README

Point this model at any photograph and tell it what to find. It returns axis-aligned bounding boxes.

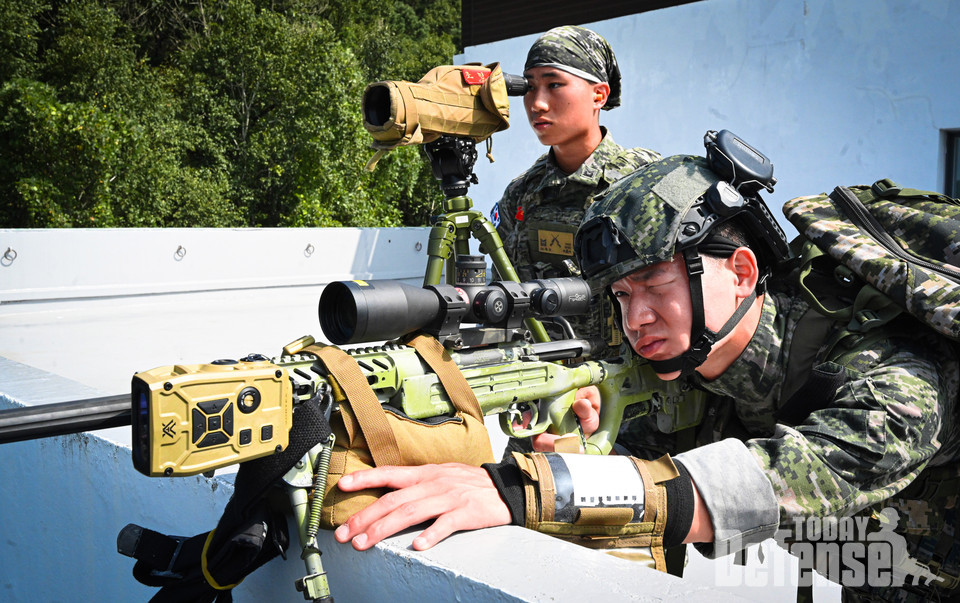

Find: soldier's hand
[532,385,602,452]
[333,463,511,551]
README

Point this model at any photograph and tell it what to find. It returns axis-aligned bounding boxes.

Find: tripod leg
[424,221,456,286]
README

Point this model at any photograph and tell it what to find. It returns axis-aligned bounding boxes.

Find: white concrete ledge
[0,358,746,602]
[0,227,430,302]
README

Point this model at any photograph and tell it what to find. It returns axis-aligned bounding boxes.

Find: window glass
[948,131,960,197]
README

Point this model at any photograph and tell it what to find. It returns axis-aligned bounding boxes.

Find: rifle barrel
[0,395,131,444]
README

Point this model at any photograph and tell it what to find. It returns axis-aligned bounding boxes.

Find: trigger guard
[500,403,549,438]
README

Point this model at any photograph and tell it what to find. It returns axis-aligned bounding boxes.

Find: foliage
[0,0,460,228]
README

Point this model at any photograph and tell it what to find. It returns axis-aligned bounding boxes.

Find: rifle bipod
[285,433,336,602]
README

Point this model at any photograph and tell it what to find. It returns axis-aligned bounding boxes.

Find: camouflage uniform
[673,284,960,600]
[570,155,960,597]
[492,130,660,350]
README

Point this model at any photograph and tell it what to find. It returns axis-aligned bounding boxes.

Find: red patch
[515,206,524,221]
[461,68,491,86]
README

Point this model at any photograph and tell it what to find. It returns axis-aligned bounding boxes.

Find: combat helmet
[574,131,792,376]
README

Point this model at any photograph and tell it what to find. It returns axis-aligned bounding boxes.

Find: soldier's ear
[592,82,610,107]
[729,247,760,297]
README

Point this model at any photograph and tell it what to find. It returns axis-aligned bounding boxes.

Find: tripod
[421,135,549,343]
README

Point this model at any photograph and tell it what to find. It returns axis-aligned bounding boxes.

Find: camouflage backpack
[783,178,960,347]
[775,178,960,413]
[780,179,960,598]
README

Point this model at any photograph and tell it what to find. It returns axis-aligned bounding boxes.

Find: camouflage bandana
[524,25,622,110]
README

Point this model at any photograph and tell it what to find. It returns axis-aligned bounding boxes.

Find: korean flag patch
[489,202,501,228]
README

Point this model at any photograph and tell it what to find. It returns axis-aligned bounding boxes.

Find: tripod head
[423,135,479,199]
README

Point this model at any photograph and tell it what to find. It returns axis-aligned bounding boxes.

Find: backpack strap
[832,183,960,285]
[777,239,908,425]
[775,361,846,426]
[778,306,837,406]
[869,177,958,204]
[775,303,914,427]
[796,239,904,351]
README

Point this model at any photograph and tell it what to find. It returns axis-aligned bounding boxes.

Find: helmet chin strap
[647,248,757,378]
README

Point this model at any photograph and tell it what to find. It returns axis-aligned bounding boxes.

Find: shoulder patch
[489,203,501,228]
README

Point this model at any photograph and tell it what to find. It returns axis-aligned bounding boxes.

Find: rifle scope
[319,277,591,345]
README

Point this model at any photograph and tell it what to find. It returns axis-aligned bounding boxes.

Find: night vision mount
[704,129,776,195]
[681,129,792,270]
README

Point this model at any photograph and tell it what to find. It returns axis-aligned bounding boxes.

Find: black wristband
[482,459,526,527]
[662,460,696,548]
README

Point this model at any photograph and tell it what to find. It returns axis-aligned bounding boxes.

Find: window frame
[946,130,960,197]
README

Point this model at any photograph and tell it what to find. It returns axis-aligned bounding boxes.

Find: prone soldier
[335,154,960,601]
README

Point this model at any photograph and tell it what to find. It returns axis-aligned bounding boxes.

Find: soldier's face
[611,254,744,380]
[522,67,602,147]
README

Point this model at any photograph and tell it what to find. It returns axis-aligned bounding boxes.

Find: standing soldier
[491,25,660,353]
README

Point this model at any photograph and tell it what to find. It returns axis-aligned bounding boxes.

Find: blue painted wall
[457,0,960,239]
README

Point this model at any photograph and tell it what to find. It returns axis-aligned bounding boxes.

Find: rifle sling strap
[402,333,484,422]
[305,335,484,468]
[305,344,402,467]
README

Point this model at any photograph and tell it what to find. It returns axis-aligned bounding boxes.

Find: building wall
[456,0,960,240]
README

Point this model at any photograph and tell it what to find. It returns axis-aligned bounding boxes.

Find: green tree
[0,0,238,227]
[0,0,461,228]
[0,0,45,83]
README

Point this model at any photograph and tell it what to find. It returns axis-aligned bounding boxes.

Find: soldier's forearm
[683,480,715,544]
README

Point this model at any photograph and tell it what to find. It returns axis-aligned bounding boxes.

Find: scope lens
[319,282,362,344]
[362,85,392,127]
[319,280,444,345]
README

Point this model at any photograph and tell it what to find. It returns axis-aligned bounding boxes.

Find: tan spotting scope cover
[362,62,512,167]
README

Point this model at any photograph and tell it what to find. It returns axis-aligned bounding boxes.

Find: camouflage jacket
[675,287,960,559]
[491,129,660,349]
